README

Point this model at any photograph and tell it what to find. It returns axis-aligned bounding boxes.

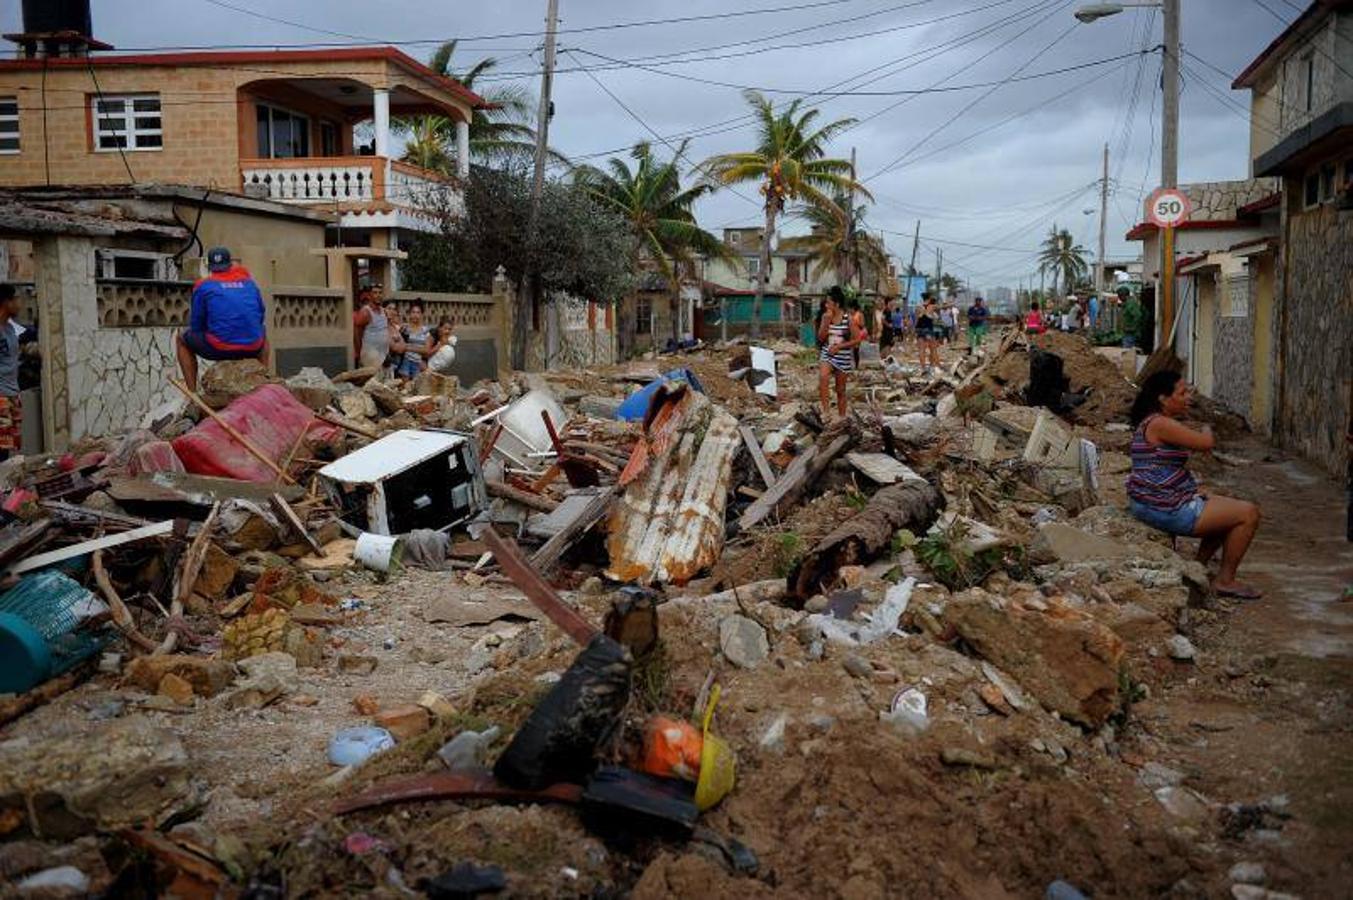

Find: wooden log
[788,478,944,603]
[737,433,853,531]
[739,425,776,488]
[487,480,559,513]
[170,378,294,483]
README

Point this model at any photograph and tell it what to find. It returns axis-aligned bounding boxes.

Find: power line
[569,46,1140,98]
[562,49,764,210]
[1247,0,1353,81]
[865,9,1081,181]
[197,0,383,43]
[566,0,1062,162]
[92,0,868,53]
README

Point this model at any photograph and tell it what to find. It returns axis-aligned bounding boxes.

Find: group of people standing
[815,287,993,416]
[353,286,459,380]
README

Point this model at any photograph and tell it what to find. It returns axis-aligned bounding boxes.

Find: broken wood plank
[846,452,926,486]
[487,480,559,513]
[480,529,598,646]
[40,501,151,531]
[7,520,176,575]
[0,662,95,728]
[737,433,853,531]
[333,769,583,816]
[531,486,619,575]
[739,425,776,488]
[0,519,54,570]
[317,411,379,440]
[269,493,324,556]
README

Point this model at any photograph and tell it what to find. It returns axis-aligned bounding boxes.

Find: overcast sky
[3,0,1294,290]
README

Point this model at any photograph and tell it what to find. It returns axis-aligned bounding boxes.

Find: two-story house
[0,4,483,292]
[1232,0,1352,475]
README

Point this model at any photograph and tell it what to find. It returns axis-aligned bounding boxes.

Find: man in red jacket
[176,247,268,391]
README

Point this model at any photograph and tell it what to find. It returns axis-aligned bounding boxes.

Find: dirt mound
[988,332,1137,426]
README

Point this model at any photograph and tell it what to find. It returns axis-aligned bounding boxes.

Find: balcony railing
[240,157,458,210]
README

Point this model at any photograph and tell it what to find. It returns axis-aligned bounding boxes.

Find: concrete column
[456,118,470,179]
[373,89,391,159]
[33,235,94,452]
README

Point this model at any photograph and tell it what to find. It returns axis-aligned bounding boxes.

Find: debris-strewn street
[0,330,1348,898]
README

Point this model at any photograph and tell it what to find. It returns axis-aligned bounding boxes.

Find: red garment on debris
[172,384,337,482]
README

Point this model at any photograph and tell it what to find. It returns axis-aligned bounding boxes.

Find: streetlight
[1076,0,1181,344]
[1074,0,1178,189]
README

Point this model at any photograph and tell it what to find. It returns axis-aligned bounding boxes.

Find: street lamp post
[1075,0,1181,345]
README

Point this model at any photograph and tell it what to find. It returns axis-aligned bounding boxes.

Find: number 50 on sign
[1147,188,1192,229]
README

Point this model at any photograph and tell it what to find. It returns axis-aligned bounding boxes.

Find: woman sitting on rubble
[817,288,865,420]
[1127,371,1262,599]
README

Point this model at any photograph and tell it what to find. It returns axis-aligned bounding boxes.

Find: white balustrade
[387,165,461,213]
[241,162,376,203]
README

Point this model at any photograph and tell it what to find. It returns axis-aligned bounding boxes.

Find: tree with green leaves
[396,41,564,174]
[1038,225,1089,298]
[575,141,732,351]
[402,166,636,367]
[779,193,889,291]
[701,91,866,337]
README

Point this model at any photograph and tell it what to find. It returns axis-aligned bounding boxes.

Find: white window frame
[0,96,18,154]
[94,94,162,152]
[95,249,179,281]
[746,257,761,276]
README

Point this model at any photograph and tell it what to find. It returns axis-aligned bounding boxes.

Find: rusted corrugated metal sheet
[606,391,738,586]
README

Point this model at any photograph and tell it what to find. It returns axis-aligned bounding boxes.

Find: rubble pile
[0,332,1302,897]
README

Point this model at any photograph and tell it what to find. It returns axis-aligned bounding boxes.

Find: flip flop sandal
[1215,584,1263,600]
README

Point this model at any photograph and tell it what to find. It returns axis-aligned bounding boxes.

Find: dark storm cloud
[3,0,1291,287]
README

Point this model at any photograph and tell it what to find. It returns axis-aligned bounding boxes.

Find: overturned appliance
[318,430,488,535]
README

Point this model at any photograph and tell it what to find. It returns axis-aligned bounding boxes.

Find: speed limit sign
[1147,188,1192,228]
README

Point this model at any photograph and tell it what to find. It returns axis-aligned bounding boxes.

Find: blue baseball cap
[206,247,232,272]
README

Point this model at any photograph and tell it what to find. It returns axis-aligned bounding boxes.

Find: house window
[1304,171,1320,208]
[1320,163,1336,201]
[0,97,18,154]
[95,249,178,280]
[746,257,761,277]
[94,94,162,151]
[256,104,310,159]
[635,295,652,335]
[319,120,339,157]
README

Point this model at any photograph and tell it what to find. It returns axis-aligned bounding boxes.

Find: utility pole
[1096,142,1109,296]
[906,220,920,311]
[518,0,560,370]
[1162,0,1179,189]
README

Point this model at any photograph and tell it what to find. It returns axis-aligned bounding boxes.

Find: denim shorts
[1128,496,1205,536]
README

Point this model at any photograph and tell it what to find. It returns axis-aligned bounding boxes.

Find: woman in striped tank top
[817,289,865,419]
[1127,371,1263,599]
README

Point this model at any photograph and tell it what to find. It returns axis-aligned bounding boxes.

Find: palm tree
[1038,225,1089,298]
[780,194,889,291]
[575,142,732,350]
[701,91,867,337]
[395,41,564,173]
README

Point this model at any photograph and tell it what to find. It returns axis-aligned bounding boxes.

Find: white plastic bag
[428,338,458,373]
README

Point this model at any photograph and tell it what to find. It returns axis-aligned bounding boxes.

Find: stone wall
[1212,272,1254,419]
[1277,196,1353,476]
[527,294,616,371]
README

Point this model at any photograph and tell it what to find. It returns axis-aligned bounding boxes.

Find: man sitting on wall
[175,247,268,391]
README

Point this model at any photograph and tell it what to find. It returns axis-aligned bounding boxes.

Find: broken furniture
[318,430,488,536]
